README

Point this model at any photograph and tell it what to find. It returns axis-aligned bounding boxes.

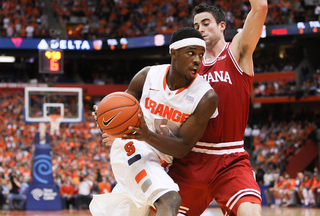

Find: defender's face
[194,12,224,45]
[174,45,204,81]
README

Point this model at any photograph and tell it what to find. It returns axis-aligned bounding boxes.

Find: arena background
[0,0,320,215]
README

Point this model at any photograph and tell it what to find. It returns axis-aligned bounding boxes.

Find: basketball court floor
[1,207,320,216]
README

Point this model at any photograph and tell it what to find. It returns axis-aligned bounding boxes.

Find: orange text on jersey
[145,97,190,123]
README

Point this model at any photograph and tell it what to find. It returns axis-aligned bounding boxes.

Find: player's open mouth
[190,67,198,75]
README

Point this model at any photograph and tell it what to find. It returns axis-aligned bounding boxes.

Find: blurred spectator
[7,172,27,210]
[98,175,111,194]
[282,173,297,206]
[273,175,286,206]
[252,125,261,137]
[91,174,100,195]
[310,173,319,206]
[316,174,320,206]
[298,173,314,207]
[60,176,77,209]
[0,172,7,209]
[76,174,93,209]
[264,173,279,206]
[263,168,274,187]
[300,63,310,83]
[255,166,266,185]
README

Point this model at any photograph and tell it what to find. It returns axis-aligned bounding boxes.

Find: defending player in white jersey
[90,27,218,216]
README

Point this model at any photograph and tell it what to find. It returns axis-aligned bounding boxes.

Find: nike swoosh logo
[102,111,121,127]
[149,88,159,91]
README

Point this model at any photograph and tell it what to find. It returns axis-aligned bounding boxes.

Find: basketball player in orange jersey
[164,2,268,216]
[90,27,218,216]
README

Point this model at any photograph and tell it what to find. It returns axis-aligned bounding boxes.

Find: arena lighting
[0,56,15,63]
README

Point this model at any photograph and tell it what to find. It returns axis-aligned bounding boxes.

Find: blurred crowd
[0,0,50,38]
[252,72,320,98]
[1,0,320,39]
[53,0,320,40]
[259,168,320,208]
[246,120,317,172]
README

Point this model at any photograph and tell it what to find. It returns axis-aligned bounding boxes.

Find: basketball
[96,92,142,138]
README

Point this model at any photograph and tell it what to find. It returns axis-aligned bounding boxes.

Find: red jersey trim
[226,188,261,211]
[202,43,228,66]
[228,47,244,75]
[192,141,245,154]
[178,205,189,214]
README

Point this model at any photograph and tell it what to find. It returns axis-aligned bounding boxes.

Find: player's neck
[205,40,226,62]
[167,69,190,91]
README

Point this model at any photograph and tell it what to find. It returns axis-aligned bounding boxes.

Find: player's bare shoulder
[135,66,151,80]
[193,75,218,119]
[126,66,151,100]
[203,88,218,112]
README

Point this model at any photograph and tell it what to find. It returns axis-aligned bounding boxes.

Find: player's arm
[230,0,268,76]
[123,89,218,158]
[125,66,150,101]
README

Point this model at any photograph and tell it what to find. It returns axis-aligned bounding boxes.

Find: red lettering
[162,106,174,119]
[149,99,157,113]
[144,98,190,123]
[154,103,164,116]
[180,113,190,123]
[271,28,288,35]
[172,110,181,122]
[145,97,150,109]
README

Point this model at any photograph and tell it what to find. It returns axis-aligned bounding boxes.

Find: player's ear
[171,49,177,59]
[219,21,226,32]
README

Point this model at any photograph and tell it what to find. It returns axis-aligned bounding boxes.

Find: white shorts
[90,138,179,216]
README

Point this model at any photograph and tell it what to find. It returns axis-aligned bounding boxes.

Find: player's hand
[102,132,116,145]
[122,113,151,141]
[92,105,116,146]
[92,105,103,134]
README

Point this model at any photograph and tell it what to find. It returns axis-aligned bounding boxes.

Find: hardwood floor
[202,206,320,216]
[1,206,320,216]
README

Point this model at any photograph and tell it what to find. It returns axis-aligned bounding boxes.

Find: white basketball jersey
[140,64,213,164]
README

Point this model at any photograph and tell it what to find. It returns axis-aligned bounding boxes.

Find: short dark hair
[193,4,226,24]
[170,27,204,45]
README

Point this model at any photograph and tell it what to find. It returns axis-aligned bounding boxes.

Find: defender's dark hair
[170,27,204,45]
[192,4,226,24]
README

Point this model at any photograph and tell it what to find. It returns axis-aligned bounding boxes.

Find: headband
[169,38,206,54]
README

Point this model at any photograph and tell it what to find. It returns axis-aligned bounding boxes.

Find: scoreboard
[39,49,64,74]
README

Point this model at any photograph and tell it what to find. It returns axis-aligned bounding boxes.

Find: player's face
[194,12,224,46]
[174,45,204,81]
